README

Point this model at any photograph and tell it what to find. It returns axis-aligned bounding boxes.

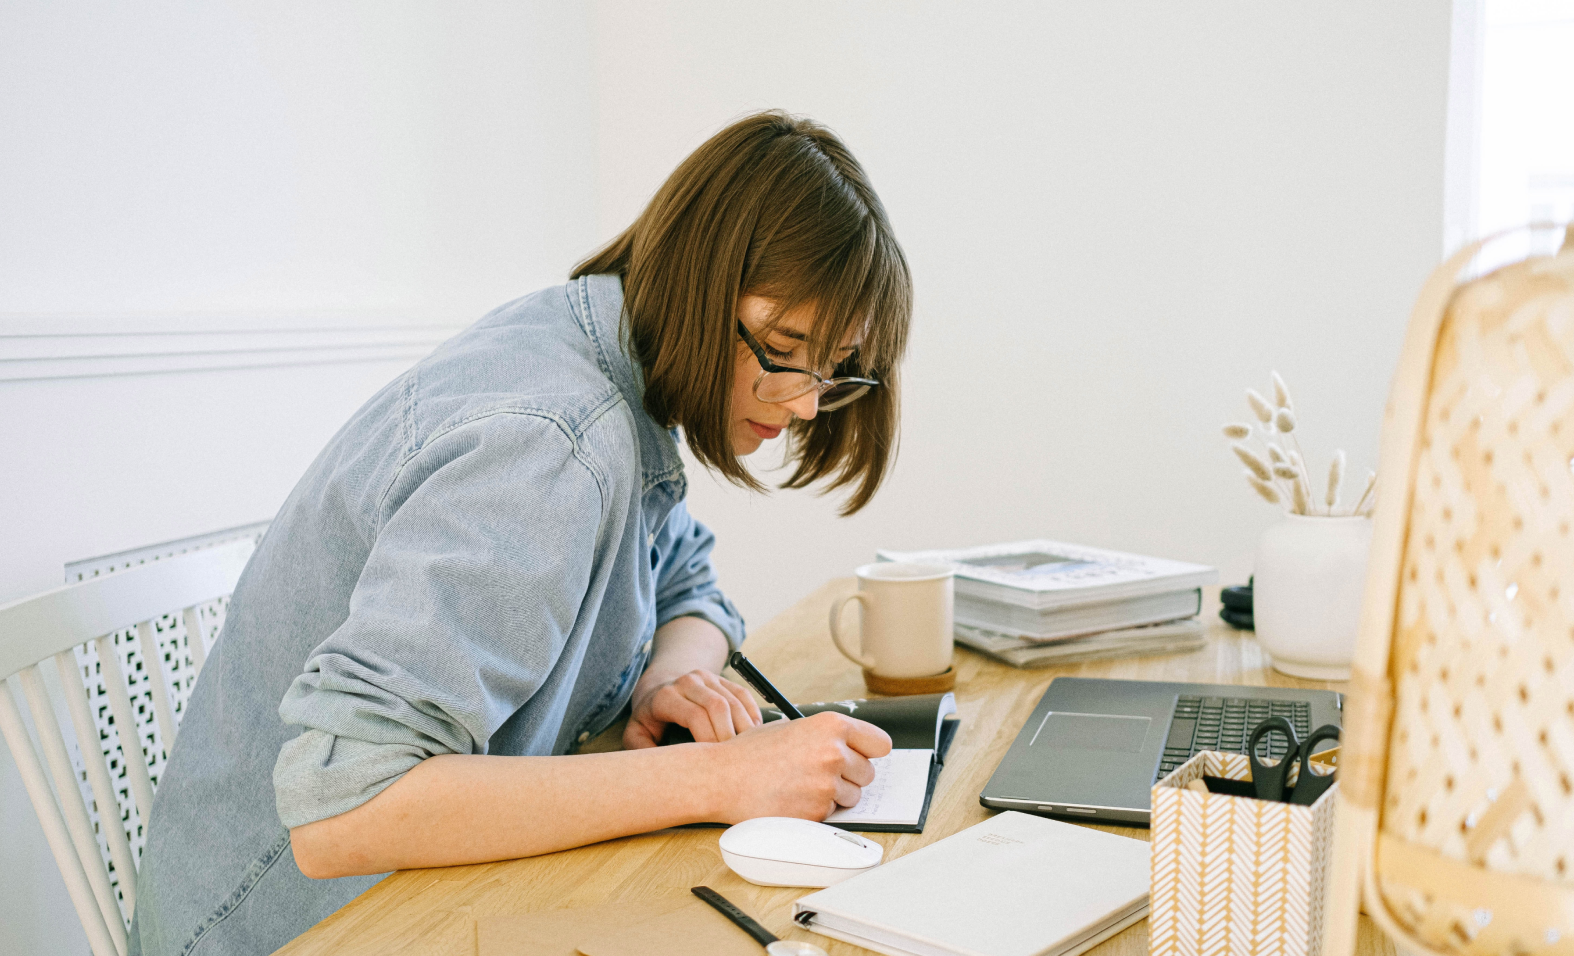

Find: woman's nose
[783,390,819,421]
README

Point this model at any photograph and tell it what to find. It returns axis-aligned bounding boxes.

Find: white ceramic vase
[1253,514,1373,681]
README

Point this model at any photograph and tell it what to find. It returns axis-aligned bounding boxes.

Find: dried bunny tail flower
[1232,443,1272,482]
[1326,450,1345,510]
[1271,370,1294,409]
[1267,443,1288,465]
[1222,422,1252,440]
[1246,389,1274,423]
[1273,464,1300,481]
[1291,473,1310,514]
[1247,474,1282,505]
[1274,408,1296,433]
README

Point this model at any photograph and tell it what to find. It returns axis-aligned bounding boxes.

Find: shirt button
[641,639,653,655]
[577,731,590,744]
[647,532,656,545]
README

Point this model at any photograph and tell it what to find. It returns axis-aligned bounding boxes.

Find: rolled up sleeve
[273,412,605,829]
[650,502,745,651]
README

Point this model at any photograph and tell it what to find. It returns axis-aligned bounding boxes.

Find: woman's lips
[748,420,784,440]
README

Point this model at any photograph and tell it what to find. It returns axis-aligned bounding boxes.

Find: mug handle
[828,593,878,670]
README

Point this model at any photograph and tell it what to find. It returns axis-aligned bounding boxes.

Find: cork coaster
[861,666,956,696]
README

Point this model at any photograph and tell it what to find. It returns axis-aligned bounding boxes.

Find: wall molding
[0,316,466,382]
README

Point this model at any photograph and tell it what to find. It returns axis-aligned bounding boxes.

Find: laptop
[980,677,1343,825]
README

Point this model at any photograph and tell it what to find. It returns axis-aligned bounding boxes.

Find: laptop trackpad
[1030,712,1151,753]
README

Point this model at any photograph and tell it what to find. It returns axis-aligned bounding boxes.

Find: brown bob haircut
[571,111,911,515]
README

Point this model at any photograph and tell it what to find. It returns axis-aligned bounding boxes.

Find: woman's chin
[730,428,764,456]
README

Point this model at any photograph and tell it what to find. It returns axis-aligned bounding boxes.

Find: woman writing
[130,111,912,956]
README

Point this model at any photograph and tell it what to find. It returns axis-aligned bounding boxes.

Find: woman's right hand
[704,711,893,822]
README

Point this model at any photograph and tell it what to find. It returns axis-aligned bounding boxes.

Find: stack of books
[877,540,1218,668]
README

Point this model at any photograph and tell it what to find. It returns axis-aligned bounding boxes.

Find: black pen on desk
[728,650,806,719]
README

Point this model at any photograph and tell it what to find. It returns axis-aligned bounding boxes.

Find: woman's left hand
[624,668,763,749]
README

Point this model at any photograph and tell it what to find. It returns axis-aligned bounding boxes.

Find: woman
[129,111,911,956]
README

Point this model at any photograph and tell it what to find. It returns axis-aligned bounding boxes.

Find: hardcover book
[794,810,1151,956]
[956,618,1207,668]
[878,539,1216,609]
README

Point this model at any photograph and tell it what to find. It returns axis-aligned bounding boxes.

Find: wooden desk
[277,582,1396,956]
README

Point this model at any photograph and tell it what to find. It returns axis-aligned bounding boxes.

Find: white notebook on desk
[792,811,1151,956]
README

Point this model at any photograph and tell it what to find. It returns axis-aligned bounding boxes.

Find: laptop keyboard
[1156,696,1311,781]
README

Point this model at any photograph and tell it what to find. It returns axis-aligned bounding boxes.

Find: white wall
[590,0,1455,627]
[1,1,597,319]
[3,2,1457,951]
[1,3,599,950]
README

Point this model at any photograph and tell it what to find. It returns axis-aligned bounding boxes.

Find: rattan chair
[1329,224,1574,955]
[0,539,253,956]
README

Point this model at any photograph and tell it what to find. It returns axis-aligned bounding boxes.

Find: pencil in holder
[1149,751,1339,956]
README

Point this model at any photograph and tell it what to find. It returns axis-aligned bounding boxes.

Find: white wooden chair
[0,538,254,956]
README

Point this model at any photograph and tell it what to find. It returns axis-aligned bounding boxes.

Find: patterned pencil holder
[1149,751,1339,956]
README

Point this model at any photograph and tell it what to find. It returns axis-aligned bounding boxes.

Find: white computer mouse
[718,817,883,888]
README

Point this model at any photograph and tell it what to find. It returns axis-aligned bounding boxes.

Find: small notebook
[792,811,1151,956]
[663,693,959,832]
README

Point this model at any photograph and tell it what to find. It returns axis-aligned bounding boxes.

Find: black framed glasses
[736,321,880,411]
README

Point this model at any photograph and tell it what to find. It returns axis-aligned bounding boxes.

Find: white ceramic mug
[828,562,955,678]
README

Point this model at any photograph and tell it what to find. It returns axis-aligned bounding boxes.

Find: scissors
[1247,718,1341,805]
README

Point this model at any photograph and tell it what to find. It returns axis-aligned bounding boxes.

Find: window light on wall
[1448,0,1574,263]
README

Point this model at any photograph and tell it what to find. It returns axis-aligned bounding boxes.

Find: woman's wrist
[647,616,730,675]
[679,741,734,823]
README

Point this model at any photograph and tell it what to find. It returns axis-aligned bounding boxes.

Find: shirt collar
[572,274,688,496]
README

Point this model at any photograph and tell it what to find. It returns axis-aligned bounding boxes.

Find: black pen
[728,650,806,719]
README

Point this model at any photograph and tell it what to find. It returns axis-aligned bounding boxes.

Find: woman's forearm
[288,743,723,878]
[291,704,891,878]
[291,621,772,879]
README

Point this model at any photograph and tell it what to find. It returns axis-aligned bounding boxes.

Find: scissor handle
[1247,716,1299,802]
[1289,724,1342,805]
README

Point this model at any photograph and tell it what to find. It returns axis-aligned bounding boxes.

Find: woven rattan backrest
[1327,226,1574,956]
[1377,247,1574,946]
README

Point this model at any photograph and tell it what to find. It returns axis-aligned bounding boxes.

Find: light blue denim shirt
[128,274,745,956]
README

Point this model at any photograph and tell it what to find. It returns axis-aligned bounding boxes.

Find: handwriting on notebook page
[825,749,933,826]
